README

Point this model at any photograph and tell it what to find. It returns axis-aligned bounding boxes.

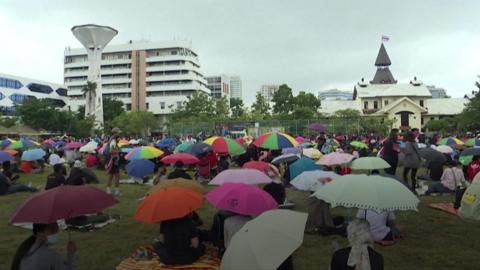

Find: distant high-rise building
[229,76,242,100]
[426,85,448,98]
[318,89,352,100]
[206,75,230,101]
[259,84,279,102]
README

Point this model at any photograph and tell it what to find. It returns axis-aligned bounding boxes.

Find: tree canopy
[272,84,294,115]
[112,111,158,137]
[457,81,480,132]
[251,92,271,119]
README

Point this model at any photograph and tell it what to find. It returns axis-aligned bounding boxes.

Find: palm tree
[81,81,97,116]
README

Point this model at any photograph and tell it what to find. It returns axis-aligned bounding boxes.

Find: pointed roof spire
[375,43,391,66]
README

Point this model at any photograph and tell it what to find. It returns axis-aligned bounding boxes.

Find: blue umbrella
[272,153,300,165]
[156,138,177,148]
[0,151,14,162]
[121,147,133,153]
[21,149,46,161]
[0,139,12,148]
[126,159,155,178]
[282,147,303,155]
[53,141,65,149]
[460,147,480,157]
[289,156,321,179]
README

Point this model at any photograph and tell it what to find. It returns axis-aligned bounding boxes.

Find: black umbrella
[419,148,446,164]
[185,143,213,156]
[460,147,480,157]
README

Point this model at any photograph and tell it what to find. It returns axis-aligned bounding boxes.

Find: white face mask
[47,233,59,245]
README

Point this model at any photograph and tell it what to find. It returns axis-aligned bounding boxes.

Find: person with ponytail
[11,223,76,270]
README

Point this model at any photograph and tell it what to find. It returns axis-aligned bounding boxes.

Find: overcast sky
[1,0,480,104]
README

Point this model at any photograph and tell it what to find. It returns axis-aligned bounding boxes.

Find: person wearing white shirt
[356,209,398,242]
[426,160,465,195]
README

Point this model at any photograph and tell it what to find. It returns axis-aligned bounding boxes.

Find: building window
[176,101,183,108]
[373,101,378,109]
[421,117,424,125]
[384,100,389,106]
[160,102,165,109]
[126,104,131,111]
[0,77,23,89]
[419,100,424,107]
[146,103,149,110]
[364,101,368,109]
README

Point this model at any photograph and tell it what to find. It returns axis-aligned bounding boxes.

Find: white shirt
[48,154,61,166]
[441,167,465,191]
[357,209,395,241]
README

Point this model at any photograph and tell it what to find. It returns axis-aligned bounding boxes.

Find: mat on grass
[120,178,154,186]
[429,202,458,216]
[13,218,117,231]
[116,245,220,270]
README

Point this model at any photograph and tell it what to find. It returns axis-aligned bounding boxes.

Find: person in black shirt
[154,214,205,265]
[167,161,192,180]
[45,164,66,190]
[330,219,384,270]
[382,130,399,176]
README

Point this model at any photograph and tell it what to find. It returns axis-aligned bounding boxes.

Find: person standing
[106,128,121,196]
[402,131,421,191]
[382,130,399,176]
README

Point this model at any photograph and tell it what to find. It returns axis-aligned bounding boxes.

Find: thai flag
[382,35,390,42]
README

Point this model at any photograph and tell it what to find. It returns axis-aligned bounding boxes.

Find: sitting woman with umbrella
[11,223,76,270]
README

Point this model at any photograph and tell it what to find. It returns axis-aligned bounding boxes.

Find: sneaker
[114,190,122,197]
[106,187,111,195]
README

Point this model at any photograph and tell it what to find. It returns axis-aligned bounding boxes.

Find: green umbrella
[350,141,368,149]
[459,155,473,166]
[350,157,391,170]
[312,174,419,212]
[174,142,193,153]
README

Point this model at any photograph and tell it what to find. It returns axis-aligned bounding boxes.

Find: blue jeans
[426,182,453,195]
[7,184,37,194]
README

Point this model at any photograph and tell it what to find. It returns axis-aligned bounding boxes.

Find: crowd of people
[2,126,480,270]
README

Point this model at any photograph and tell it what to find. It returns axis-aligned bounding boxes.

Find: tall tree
[103,98,126,131]
[112,111,158,137]
[230,98,246,119]
[81,81,97,116]
[458,80,480,132]
[272,84,294,115]
[292,91,321,119]
[171,91,215,121]
[251,92,270,117]
[215,96,230,119]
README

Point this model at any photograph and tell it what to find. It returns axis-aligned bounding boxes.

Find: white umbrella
[350,157,391,170]
[79,141,98,153]
[302,148,322,160]
[436,145,453,154]
[290,170,338,191]
[129,139,139,145]
[221,210,307,270]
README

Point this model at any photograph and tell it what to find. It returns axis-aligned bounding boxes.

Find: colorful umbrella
[295,136,305,144]
[129,139,140,145]
[0,151,14,162]
[185,143,213,156]
[125,146,164,160]
[203,136,246,156]
[289,157,321,179]
[209,169,272,185]
[350,157,391,170]
[242,161,271,172]
[43,139,56,146]
[0,138,15,148]
[290,170,338,192]
[121,147,133,153]
[301,141,315,148]
[161,153,200,165]
[156,138,177,148]
[117,139,130,148]
[308,123,326,132]
[126,159,155,178]
[235,137,246,145]
[149,178,206,194]
[253,132,299,150]
[439,137,464,146]
[350,141,368,149]
[21,149,46,161]
[206,183,278,216]
[465,138,480,147]
[10,185,117,224]
[282,147,303,155]
[271,153,300,165]
[79,141,98,153]
[459,155,474,166]
[3,149,17,156]
[134,187,204,223]
[460,147,480,157]
[302,148,322,160]
[221,210,307,270]
[317,152,355,166]
[10,139,40,150]
[174,142,193,153]
[64,141,83,149]
[312,174,419,212]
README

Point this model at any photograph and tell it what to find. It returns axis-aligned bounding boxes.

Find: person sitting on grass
[356,209,400,243]
[167,161,192,180]
[426,160,465,195]
[0,171,37,196]
[66,161,86,186]
[11,223,76,270]
[45,164,66,190]
[330,219,384,270]
[154,213,205,265]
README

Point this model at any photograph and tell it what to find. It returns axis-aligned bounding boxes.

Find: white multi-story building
[0,73,68,116]
[229,76,242,100]
[206,75,230,100]
[64,40,210,121]
[259,84,279,102]
[318,89,352,100]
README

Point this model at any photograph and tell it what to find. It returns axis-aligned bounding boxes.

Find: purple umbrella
[282,147,303,155]
[64,142,83,149]
[308,123,326,132]
[209,169,272,185]
[0,151,14,162]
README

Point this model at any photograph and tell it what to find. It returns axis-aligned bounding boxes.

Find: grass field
[1,168,480,270]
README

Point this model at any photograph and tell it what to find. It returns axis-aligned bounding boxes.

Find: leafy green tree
[251,92,270,118]
[215,96,230,119]
[171,91,215,121]
[0,117,17,128]
[81,81,97,115]
[272,84,294,115]
[425,118,458,135]
[112,111,158,137]
[292,91,321,119]
[458,81,480,132]
[103,98,125,131]
[333,109,362,119]
[230,98,246,119]
[15,98,58,131]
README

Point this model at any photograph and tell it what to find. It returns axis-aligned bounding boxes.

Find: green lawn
[1,168,480,270]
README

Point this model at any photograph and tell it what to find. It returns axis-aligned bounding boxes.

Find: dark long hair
[11,223,47,270]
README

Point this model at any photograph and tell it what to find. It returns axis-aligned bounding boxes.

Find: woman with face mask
[11,223,76,270]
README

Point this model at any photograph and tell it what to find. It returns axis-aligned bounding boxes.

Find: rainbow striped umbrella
[204,136,246,156]
[10,139,40,150]
[125,146,164,160]
[253,132,299,150]
[439,137,464,146]
[465,138,480,147]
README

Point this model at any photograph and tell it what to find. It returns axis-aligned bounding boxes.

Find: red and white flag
[381,35,390,42]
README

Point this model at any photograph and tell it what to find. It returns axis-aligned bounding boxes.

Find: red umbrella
[242,161,271,172]
[10,185,118,224]
[65,141,83,149]
[161,153,200,165]
[235,137,246,145]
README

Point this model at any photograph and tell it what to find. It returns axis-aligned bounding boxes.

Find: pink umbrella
[209,169,272,185]
[317,152,355,166]
[64,141,83,149]
[242,161,271,172]
[161,153,200,165]
[10,185,118,224]
[206,183,278,216]
[43,139,55,146]
[295,136,305,144]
